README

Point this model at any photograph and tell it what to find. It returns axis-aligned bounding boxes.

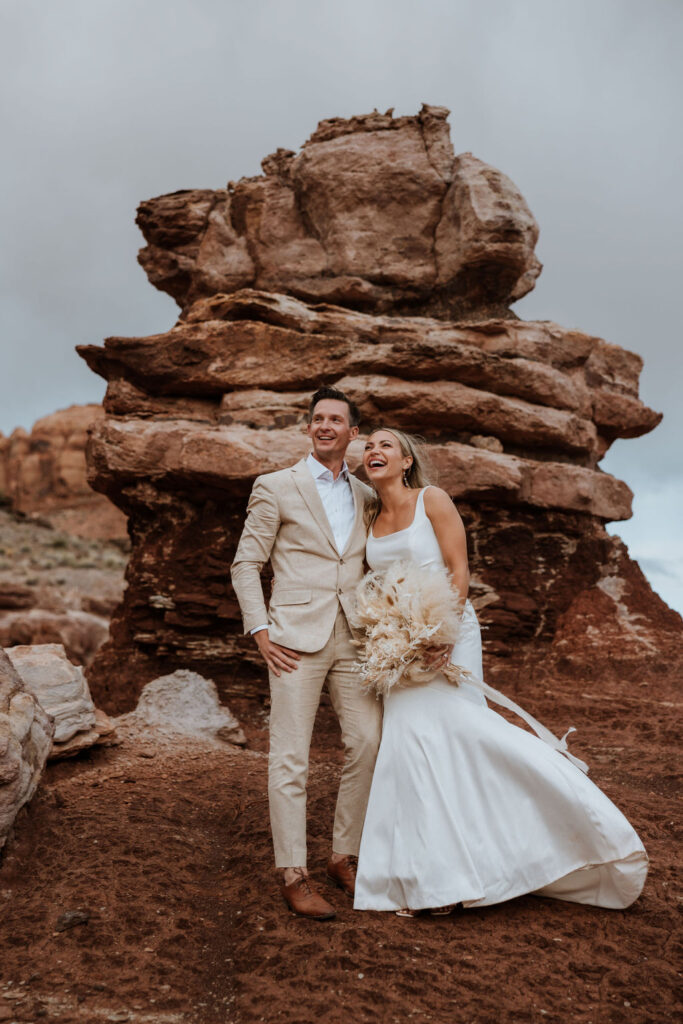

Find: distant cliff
[0,405,127,541]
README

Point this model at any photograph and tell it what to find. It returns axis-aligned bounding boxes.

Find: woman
[353,428,648,916]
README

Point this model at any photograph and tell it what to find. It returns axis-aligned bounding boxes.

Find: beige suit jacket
[231,459,373,653]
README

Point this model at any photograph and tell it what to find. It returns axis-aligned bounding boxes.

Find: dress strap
[415,486,430,517]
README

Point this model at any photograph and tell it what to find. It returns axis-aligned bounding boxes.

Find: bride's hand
[423,643,454,668]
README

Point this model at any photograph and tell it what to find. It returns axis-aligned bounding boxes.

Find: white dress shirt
[305,452,356,554]
[249,453,357,635]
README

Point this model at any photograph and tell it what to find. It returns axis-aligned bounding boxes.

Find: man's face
[306,399,358,462]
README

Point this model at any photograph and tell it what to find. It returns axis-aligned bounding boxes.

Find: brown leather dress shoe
[282,874,336,920]
[326,855,358,897]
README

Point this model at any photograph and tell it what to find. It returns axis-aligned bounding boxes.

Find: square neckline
[369,487,429,541]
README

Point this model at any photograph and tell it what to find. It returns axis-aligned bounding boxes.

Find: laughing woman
[353,428,648,917]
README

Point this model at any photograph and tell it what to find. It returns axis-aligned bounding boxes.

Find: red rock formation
[135,106,540,320]
[76,107,679,714]
[0,405,127,541]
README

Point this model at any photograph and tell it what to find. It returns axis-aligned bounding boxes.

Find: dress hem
[354,845,648,913]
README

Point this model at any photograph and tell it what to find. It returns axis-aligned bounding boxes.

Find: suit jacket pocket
[270,588,312,606]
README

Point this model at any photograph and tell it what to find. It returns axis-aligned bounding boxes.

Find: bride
[353,428,648,915]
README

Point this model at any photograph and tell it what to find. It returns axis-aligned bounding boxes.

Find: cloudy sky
[1,0,681,611]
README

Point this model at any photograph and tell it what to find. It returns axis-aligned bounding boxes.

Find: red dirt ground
[0,667,681,1024]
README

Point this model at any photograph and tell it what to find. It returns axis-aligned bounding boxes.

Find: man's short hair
[307,386,360,428]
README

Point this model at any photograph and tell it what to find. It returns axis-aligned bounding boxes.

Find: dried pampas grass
[351,560,476,697]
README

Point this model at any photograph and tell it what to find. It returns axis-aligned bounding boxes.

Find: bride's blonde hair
[364,428,433,529]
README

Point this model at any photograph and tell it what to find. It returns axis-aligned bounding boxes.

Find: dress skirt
[354,606,648,912]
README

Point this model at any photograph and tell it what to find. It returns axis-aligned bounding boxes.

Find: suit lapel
[344,474,367,555]
[291,460,338,554]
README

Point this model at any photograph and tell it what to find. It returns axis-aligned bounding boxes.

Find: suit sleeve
[230,476,281,635]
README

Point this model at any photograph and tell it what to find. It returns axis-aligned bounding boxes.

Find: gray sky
[1,0,681,611]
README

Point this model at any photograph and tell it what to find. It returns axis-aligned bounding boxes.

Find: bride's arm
[423,486,470,606]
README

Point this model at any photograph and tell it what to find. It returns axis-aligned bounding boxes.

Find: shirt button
[339,558,345,564]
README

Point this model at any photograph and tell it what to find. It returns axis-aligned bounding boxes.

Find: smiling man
[231,386,381,920]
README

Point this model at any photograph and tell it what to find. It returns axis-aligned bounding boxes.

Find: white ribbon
[465,675,590,775]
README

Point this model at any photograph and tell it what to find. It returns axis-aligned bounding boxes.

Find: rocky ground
[0,663,680,1024]
[0,508,127,665]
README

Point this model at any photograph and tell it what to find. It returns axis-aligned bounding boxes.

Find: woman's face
[363,430,411,484]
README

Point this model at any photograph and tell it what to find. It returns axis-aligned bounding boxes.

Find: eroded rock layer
[77,109,679,713]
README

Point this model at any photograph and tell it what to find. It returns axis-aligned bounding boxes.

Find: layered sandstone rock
[0,405,127,541]
[135,106,540,320]
[0,648,53,851]
[75,107,679,713]
[6,644,116,759]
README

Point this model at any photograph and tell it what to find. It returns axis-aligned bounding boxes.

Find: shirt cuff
[250,624,269,635]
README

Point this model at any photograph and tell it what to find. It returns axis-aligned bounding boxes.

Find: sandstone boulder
[119,669,245,746]
[7,644,96,743]
[6,644,116,760]
[0,648,53,852]
[136,106,540,319]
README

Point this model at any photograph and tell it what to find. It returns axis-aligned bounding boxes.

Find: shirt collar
[306,452,350,481]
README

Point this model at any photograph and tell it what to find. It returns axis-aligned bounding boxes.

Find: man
[231,386,382,920]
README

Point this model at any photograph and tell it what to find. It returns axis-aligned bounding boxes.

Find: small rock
[121,670,246,746]
[469,434,504,453]
[55,908,90,932]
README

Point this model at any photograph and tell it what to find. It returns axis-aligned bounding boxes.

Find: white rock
[6,644,96,743]
[8,692,35,746]
[122,669,246,745]
[0,649,53,850]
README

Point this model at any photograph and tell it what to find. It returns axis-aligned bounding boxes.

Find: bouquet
[351,560,477,697]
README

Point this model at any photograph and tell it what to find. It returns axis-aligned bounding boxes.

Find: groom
[231,386,382,920]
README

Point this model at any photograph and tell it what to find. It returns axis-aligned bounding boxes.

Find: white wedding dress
[354,488,648,912]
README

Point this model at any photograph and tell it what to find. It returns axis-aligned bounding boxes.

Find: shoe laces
[291,869,316,896]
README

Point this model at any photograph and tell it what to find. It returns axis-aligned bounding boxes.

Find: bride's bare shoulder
[423,485,453,509]
[423,486,463,521]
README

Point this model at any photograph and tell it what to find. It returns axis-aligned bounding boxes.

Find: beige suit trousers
[268,606,382,868]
